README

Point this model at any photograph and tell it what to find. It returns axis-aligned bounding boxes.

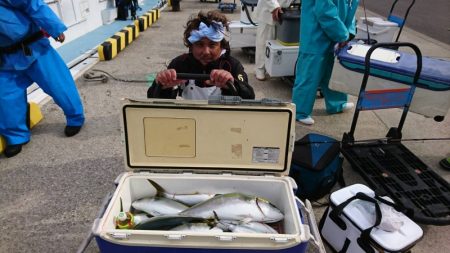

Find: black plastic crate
[341,142,450,225]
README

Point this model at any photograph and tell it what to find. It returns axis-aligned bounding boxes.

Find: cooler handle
[295,197,326,253]
[329,192,383,253]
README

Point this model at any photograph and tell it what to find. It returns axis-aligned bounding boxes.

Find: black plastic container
[276,8,300,46]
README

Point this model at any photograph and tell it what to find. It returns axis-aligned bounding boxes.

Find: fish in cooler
[131,196,189,216]
[218,220,279,234]
[171,222,224,232]
[134,216,213,230]
[147,179,216,206]
[179,192,284,223]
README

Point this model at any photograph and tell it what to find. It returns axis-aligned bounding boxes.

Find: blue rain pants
[293,52,347,119]
[0,47,85,145]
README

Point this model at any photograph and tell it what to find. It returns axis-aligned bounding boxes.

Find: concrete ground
[0,1,449,252]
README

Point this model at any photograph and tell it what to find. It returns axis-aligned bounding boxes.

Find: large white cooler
[265,40,299,77]
[92,98,325,253]
[229,20,257,49]
[355,17,400,43]
[330,57,450,119]
[319,184,423,252]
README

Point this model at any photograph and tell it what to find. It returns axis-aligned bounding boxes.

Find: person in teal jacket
[0,0,85,158]
[292,0,359,125]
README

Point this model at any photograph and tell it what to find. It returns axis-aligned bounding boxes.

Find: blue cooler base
[95,237,308,253]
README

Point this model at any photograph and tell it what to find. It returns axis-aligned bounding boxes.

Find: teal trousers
[292,52,347,120]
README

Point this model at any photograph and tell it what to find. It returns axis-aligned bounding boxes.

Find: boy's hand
[156,69,185,88]
[208,69,234,88]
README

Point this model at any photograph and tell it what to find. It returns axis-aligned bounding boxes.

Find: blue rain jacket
[299,0,359,54]
[0,0,67,70]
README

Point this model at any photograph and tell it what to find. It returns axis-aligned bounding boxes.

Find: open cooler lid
[121,98,296,176]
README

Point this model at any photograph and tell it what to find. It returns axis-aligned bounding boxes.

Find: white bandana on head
[188,21,225,44]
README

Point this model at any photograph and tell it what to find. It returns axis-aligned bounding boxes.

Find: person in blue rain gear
[292,0,359,125]
[0,0,85,158]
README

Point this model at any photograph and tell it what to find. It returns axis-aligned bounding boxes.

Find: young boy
[147,11,255,100]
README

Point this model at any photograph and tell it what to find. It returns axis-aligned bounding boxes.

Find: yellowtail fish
[133,213,152,226]
[221,221,279,234]
[134,216,211,230]
[171,223,223,232]
[179,193,284,223]
[132,196,188,216]
[147,179,216,206]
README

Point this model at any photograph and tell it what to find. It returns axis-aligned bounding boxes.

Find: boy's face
[191,37,222,66]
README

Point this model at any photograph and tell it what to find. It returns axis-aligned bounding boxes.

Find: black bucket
[276,8,300,46]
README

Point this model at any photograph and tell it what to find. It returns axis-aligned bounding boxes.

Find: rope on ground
[83,69,153,83]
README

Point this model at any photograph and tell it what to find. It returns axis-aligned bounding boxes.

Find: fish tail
[147,179,166,197]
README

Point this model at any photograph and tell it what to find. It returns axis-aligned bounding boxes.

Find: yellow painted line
[139,16,148,31]
[105,38,118,59]
[124,26,133,44]
[0,136,5,154]
[98,44,106,61]
[145,13,153,26]
[29,102,43,128]
[150,10,157,23]
[277,40,299,47]
[134,20,140,38]
[114,32,126,51]
[0,103,43,154]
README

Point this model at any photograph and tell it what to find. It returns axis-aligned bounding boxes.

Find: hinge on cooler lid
[271,237,291,243]
[216,235,236,241]
[290,133,295,153]
[165,234,186,240]
[108,232,130,240]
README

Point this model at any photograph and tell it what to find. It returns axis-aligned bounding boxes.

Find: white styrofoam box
[229,20,257,49]
[321,184,423,252]
[101,8,117,25]
[265,40,299,77]
[356,17,400,43]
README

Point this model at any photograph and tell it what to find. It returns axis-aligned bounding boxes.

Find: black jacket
[147,52,255,99]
